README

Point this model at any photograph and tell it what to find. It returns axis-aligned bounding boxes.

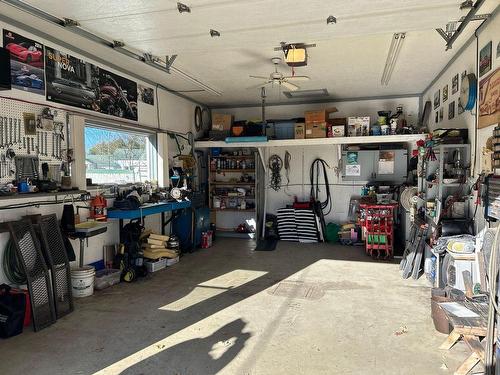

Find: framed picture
[443,84,449,103]
[497,41,500,59]
[479,41,492,77]
[478,67,500,128]
[439,107,444,122]
[435,111,439,123]
[434,89,440,109]
[458,97,464,115]
[448,101,455,120]
[452,74,459,94]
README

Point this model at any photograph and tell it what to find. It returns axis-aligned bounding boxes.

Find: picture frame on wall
[458,97,464,115]
[452,74,459,94]
[435,111,439,123]
[448,101,455,120]
[434,89,440,109]
[479,41,492,77]
[439,107,444,122]
[443,84,448,103]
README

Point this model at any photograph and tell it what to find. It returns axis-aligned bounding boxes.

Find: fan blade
[249,75,269,80]
[281,81,299,91]
[283,75,310,82]
[246,81,271,90]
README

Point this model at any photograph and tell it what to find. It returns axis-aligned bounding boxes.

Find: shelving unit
[208,151,258,238]
[419,143,471,288]
[195,134,426,149]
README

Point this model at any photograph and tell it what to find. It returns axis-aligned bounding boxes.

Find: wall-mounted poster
[478,67,500,129]
[138,84,154,106]
[434,89,440,109]
[448,101,455,120]
[443,84,449,103]
[99,68,138,121]
[452,74,459,94]
[46,47,139,121]
[479,41,492,77]
[45,46,100,111]
[2,29,45,95]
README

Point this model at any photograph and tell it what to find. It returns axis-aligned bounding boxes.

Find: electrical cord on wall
[310,158,332,216]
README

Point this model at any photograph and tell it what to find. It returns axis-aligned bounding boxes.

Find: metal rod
[445,0,486,50]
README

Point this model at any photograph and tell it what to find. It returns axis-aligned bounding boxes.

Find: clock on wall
[460,73,477,111]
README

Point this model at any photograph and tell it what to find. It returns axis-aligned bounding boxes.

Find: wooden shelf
[196,134,427,148]
[211,182,255,186]
[212,169,255,173]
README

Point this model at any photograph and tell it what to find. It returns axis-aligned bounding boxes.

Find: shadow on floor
[122,319,250,375]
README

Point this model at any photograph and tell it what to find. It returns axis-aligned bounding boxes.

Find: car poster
[138,84,154,105]
[45,46,100,111]
[99,68,138,121]
[3,29,45,95]
[45,47,138,121]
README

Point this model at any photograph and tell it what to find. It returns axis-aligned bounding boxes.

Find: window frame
[84,120,158,188]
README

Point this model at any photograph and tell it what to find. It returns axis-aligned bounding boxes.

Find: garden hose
[2,238,26,285]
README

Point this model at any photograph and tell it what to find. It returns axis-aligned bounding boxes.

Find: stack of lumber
[142,233,178,259]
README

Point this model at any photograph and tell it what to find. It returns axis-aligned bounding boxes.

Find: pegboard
[0,97,69,184]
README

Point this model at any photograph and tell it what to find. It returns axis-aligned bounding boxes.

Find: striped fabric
[277,208,319,243]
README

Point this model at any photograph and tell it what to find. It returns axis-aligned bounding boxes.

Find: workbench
[107,200,191,241]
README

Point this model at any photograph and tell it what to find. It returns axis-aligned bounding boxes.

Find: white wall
[422,9,499,233]
[216,97,420,223]
[0,20,199,285]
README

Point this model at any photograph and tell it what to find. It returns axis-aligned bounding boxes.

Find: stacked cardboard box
[303,108,337,138]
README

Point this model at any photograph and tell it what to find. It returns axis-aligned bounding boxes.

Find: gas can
[201,232,209,249]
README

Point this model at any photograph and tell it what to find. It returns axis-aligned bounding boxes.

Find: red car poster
[3,29,45,95]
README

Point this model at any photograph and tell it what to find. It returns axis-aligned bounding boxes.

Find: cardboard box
[212,113,233,131]
[329,124,345,137]
[306,122,327,138]
[304,108,338,124]
[347,116,370,137]
[294,123,305,139]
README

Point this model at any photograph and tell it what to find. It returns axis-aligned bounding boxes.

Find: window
[85,125,156,185]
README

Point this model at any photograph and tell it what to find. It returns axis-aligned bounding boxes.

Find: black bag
[0,284,26,339]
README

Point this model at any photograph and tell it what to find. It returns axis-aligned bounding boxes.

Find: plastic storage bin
[145,258,167,272]
[273,121,296,139]
[94,269,121,290]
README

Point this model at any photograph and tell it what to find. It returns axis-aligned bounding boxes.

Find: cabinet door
[341,150,377,181]
[374,149,407,182]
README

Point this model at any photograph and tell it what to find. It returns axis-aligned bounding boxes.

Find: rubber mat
[8,220,56,331]
[37,214,74,319]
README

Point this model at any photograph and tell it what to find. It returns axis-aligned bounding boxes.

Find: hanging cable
[268,154,283,191]
[283,150,292,196]
[309,158,332,216]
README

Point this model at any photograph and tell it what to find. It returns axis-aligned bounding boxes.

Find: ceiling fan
[247,57,310,91]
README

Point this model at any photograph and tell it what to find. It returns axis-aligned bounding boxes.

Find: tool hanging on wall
[268,154,283,191]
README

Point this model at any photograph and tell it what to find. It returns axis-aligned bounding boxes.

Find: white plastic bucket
[71,266,96,298]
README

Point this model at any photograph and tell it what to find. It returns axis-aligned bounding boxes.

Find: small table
[67,225,108,268]
[439,300,488,375]
[107,201,191,242]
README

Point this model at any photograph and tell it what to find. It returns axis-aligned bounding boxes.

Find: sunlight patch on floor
[159,269,267,311]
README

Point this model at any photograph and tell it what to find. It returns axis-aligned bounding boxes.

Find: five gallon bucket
[71,266,96,298]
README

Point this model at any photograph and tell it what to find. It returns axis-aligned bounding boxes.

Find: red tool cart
[359,203,397,259]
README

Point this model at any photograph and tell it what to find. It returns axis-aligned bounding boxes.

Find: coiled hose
[2,238,26,285]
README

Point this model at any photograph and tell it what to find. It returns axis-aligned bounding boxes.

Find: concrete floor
[1,239,474,375]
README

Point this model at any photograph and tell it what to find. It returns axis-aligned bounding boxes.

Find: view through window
[85,125,154,184]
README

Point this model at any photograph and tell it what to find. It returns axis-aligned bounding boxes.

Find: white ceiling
[4,0,499,106]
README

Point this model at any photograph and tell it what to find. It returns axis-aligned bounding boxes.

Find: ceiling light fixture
[381,32,406,86]
[209,29,221,37]
[326,15,337,24]
[177,2,191,13]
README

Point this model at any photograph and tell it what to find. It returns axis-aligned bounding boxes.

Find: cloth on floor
[277,207,319,243]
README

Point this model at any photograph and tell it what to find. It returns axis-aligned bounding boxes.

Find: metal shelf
[195,134,427,148]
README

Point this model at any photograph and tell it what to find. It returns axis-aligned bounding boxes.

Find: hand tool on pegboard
[44,132,47,156]
[0,117,3,149]
[17,118,21,144]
